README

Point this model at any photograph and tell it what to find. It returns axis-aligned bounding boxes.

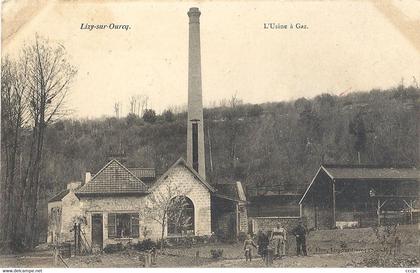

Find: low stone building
[73,157,214,249]
[47,181,83,244]
[48,158,247,249]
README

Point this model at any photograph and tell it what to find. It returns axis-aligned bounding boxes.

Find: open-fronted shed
[300,165,420,229]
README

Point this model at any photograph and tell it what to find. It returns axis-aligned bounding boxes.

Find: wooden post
[145,253,151,267]
[377,199,381,226]
[332,181,336,228]
[195,250,199,265]
[237,203,240,237]
[266,248,274,266]
[152,248,157,265]
[410,200,413,224]
[77,223,81,254]
[54,246,59,266]
[299,203,303,218]
[73,223,77,256]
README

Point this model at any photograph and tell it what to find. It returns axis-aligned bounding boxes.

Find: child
[243,234,257,262]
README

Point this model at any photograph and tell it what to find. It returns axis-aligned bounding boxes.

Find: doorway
[91,214,103,249]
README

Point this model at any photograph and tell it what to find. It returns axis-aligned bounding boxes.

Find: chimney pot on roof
[85,172,91,184]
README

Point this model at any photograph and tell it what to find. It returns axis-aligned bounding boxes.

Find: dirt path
[205,253,363,268]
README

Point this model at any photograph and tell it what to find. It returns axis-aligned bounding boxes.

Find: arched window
[167,196,194,236]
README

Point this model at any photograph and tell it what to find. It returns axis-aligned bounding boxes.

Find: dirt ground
[1,224,418,268]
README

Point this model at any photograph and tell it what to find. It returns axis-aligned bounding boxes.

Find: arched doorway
[167,196,195,236]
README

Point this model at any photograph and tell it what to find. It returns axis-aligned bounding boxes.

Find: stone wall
[47,201,61,244]
[80,196,146,247]
[239,204,248,234]
[61,192,82,241]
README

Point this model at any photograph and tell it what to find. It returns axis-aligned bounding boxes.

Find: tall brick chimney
[187,7,206,179]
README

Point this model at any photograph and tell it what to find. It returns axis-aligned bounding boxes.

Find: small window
[108,213,139,238]
[108,214,116,237]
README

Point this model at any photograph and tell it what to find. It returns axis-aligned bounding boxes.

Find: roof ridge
[112,160,148,186]
[322,164,417,169]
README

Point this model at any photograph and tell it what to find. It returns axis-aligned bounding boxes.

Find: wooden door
[91,214,103,249]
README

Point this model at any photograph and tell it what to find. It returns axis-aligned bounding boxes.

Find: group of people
[243,220,308,262]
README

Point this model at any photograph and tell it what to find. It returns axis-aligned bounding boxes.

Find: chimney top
[85,172,92,184]
[188,7,201,20]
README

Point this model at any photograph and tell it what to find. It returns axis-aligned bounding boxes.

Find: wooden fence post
[53,245,59,266]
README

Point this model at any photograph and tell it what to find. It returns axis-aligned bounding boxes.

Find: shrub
[143,109,157,123]
[156,239,169,249]
[134,239,157,252]
[247,104,263,117]
[162,110,175,122]
[210,249,223,259]
[103,243,124,253]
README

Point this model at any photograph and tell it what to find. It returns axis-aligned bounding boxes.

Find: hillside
[42,86,419,197]
[7,86,406,240]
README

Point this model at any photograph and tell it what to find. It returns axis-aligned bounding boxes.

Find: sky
[2,0,420,118]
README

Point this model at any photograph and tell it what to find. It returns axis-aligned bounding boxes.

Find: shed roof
[299,165,420,204]
[48,189,70,202]
[76,159,149,196]
[212,182,248,204]
[322,165,419,181]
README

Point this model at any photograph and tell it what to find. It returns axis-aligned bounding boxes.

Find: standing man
[271,224,287,258]
[291,219,308,256]
[257,229,270,261]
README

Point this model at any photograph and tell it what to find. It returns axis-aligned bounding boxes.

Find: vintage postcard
[1,0,419,271]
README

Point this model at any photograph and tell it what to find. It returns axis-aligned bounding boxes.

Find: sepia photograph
[1,0,419,270]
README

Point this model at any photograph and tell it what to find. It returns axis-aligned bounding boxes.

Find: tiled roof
[76,159,149,196]
[48,189,70,202]
[128,167,156,184]
[128,168,155,179]
[322,165,420,181]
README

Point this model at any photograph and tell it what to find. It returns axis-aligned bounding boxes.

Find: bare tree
[129,96,137,115]
[229,92,243,108]
[129,95,150,116]
[0,57,28,244]
[140,95,149,116]
[6,35,77,249]
[114,102,121,118]
[141,184,192,250]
